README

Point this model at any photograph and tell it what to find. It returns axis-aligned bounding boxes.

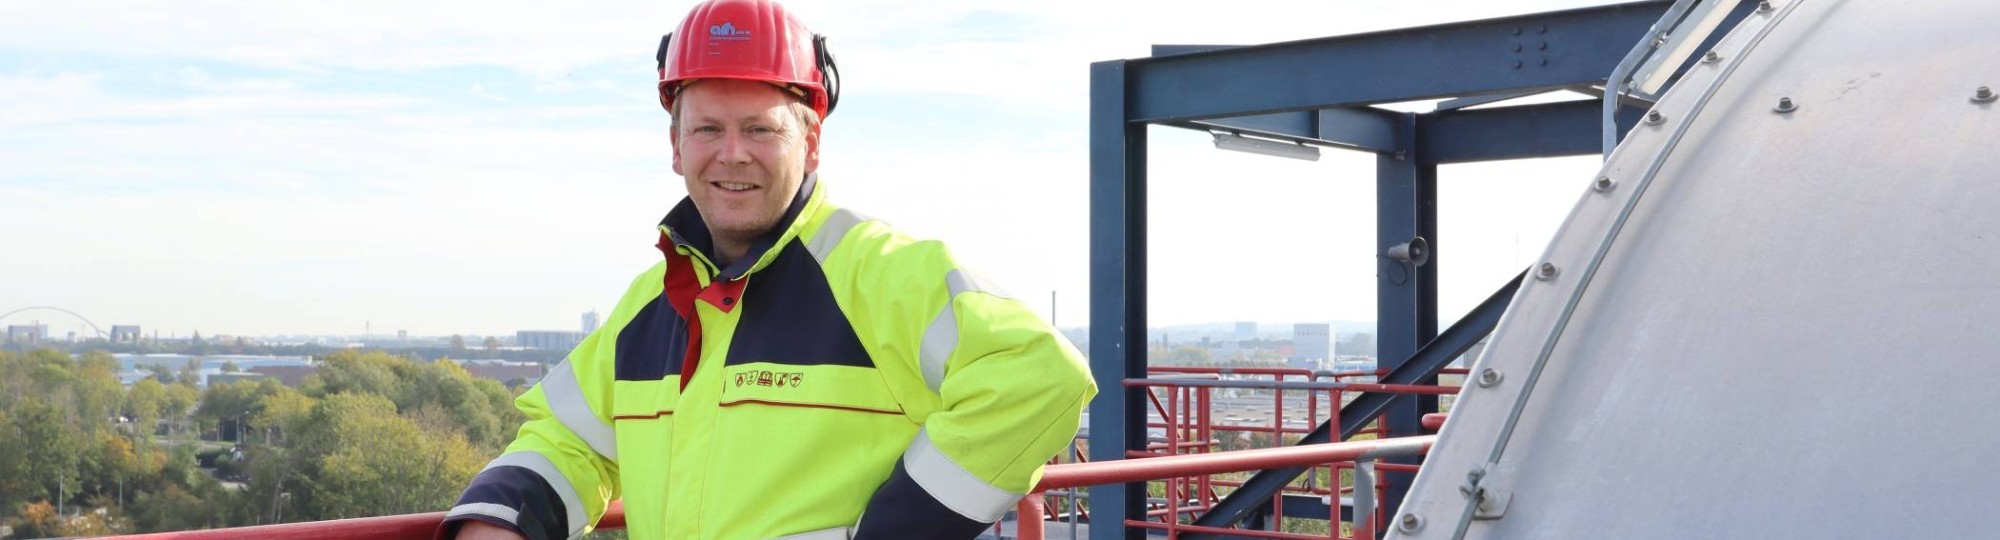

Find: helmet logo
[708,22,752,42]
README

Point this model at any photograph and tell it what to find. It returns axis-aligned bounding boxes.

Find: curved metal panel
[1396,1,2000,538]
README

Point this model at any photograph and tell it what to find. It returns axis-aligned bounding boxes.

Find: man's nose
[717,131,753,164]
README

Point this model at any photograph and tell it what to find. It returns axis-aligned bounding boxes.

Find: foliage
[0,348,523,534]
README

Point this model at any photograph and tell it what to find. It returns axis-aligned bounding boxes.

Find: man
[441,1,1095,539]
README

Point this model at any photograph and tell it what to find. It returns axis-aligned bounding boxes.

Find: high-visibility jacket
[440,175,1096,540]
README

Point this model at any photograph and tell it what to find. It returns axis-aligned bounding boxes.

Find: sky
[0,0,1629,338]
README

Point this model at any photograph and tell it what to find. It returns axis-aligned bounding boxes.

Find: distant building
[1235,322,1257,342]
[1292,323,1332,362]
[455,359,549,386]
[6,324,47,344]
[397,330,409,343]
[582,310,601,334]
[111,324,141,342]
[249,365,321,387]
[518,330,588,351]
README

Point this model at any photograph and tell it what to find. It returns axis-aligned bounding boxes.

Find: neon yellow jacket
[440,176,1095,540]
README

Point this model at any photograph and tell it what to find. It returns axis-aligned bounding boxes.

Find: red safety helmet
[655,0,840,119]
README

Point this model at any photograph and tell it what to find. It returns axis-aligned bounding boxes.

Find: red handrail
[116,503,629,540]
[113,435,1434,539]
[1035,435,1433,489]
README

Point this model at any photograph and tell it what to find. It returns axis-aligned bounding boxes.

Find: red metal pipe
[115,502,630,540]
[1127,519,1340,540]
[1017,493,1049,540]
[1150,367,1316,376]
[1422,412,1449,430]
[1036,435,1434,491]
[1373,463,1423,473]
[119,436,1433,540]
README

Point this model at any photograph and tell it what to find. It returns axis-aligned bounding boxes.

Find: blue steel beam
[1183,107,1402,153]
[1376,112,1439,520]
[1185,272,1525,538]
[1422,100,1650,164]
[1087,59,1149,540]
[1151,44,1235,56]
[1126,1,1672,123]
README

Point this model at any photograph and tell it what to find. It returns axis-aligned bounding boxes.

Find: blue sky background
[1,0,1622,338]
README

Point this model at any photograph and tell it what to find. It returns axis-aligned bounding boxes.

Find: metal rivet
[1398,513,1425,533]
[1644,110,1666,125]
[1537,25,1548,34]
[1538,41,1548,50]
[1973,86,1996,104]
[1511,43,1522,52]
[1594,176,1616,192]
[1536,262,1560,280]
[1702,50,1721,63]
[1478,368,1503,388]
[1757,0,1774,12]
[1511,59,1523,69]
[1512,27,1522,36]
[1773,97,1797,113]
[1539,58,1549,67]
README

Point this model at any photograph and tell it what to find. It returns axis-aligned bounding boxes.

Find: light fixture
[1211,131,1321,161]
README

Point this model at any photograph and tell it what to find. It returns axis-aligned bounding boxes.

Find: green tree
[291,393,485,519]
[11,402,84,512]
[302,350,410,400]
[177,357,201,386]
[126,378,167,438]
[197,378,283,441]
[162,383,199,438]
[73,354,125,433]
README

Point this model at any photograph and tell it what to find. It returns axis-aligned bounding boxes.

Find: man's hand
[454,520,527,540]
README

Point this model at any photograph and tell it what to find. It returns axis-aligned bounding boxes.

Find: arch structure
[0,306,110,339]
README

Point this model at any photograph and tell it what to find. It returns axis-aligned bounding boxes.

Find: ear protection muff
[812,34,840,116]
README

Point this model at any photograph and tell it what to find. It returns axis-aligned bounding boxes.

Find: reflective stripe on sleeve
[445,502,521,526]
[538,359,618,460]
[917,269,1011,392]
[487,451,588,539]
[807,208,869,264]
[901,427,1021,523]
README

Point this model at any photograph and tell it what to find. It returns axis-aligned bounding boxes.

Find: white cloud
[0,0,1627,337]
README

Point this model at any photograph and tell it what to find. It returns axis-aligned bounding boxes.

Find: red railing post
[1017,492,1047,540]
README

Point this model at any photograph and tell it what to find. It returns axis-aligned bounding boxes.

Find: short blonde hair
[668,81,822,138]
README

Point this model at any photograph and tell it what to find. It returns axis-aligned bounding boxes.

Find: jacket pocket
[716,362,903,416]
[709,363,918,539]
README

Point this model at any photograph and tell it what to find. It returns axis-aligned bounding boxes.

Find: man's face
[671,79,820,248]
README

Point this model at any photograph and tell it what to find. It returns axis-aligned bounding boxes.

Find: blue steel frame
[1086,1,1757,538]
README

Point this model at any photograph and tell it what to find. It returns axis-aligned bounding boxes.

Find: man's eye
[692,126,721,134]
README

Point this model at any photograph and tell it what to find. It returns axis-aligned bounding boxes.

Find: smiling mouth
[714,182,758,192]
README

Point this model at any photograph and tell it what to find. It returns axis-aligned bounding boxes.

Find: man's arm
[437,353,622,540]
[851,268,1096,539]
[437,266,660,540]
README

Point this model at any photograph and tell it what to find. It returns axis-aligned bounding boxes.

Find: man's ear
[803,123,821,174]
[670,125,684,176]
